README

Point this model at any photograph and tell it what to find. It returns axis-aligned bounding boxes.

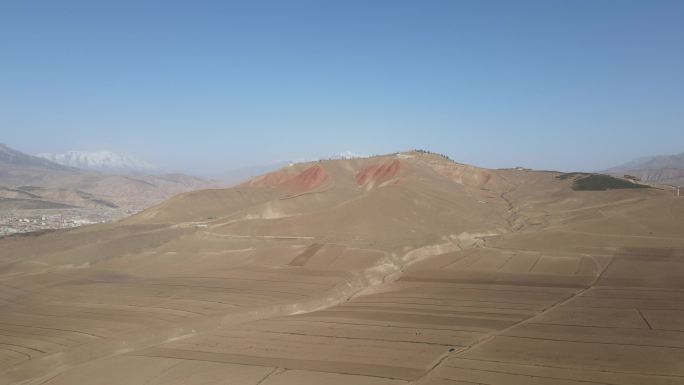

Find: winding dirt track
[1,152,683,385]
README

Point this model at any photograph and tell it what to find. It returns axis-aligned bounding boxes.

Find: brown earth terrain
[0,151,682,384]
[0,144,223,235]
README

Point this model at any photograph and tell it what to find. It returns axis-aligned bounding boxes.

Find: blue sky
[2,0,682,175]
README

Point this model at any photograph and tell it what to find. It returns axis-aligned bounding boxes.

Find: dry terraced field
[0,152,682,384]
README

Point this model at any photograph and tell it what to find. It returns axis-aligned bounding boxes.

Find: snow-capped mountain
[37,150,157,173]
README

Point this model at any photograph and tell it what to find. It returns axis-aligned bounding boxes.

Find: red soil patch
[243,165,330,194]
[283,164,330,193]
[356,159,403,189]
[243,171,292,188]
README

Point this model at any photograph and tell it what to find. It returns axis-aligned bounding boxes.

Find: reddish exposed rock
[356,159,402,189]
[242,164,330,194]
[283,164,330,193]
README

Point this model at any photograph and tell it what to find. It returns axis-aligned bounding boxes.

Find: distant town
[0,208,140,237]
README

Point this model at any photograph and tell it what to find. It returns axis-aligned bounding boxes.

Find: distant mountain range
[37,150,157,173]
[0,143,224,214]
[0,143,75,172]
[605,152,684,185]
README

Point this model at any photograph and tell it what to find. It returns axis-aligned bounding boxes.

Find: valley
[0,144,222,235]
[0,151,681,384]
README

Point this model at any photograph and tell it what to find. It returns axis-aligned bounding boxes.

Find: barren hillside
[0,144,223,235]
[0,151,682,385]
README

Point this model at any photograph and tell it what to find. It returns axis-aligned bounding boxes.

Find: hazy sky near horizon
[2,0,683,175]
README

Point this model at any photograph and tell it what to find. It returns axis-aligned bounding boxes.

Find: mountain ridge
[37,149,157,173]
[1,149,681,385]
[605,151,684,185]
[0,143,76,172]
[0,144,224,234]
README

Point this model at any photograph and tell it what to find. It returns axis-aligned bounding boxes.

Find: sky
[1,0,683,176]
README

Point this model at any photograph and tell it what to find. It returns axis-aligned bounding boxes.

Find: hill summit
[0,150,682,385]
